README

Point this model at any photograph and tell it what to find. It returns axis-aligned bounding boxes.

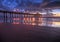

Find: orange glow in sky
[53,13,60,17]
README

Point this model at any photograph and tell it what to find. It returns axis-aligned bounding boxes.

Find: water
[0,22,60,42]
[0,13,60,27]
[0,17,60,27]
[0,13,60,42]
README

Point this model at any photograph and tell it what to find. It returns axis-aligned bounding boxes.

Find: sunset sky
[0,0,60,14]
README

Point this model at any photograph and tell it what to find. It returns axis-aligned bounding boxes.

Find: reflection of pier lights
[34,13,42,26]
[23,14,33,25]
[44,8,53,26]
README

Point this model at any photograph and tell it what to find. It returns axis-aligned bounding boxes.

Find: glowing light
[12,22,20,24]
[38,18,42,22]
[53,13,60,17]
[32,23,36,25]
[13,18,20,20]
[31,18,35,22]
[53,22,60,25]
[52,22,60,27]
[12,18,20,24]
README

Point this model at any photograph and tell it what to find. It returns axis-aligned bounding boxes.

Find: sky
[0,0,60,14]
[52,9,60,14]
[29,0,43,3]
[1,0,43,9]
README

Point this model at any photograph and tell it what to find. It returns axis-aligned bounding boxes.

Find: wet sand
[0,23,60,42]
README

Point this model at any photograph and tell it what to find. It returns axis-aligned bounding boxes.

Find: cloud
[0,0,60,11]
[43,1,60,8]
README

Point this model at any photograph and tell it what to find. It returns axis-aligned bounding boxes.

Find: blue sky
[52,9,60,14]
[30,0,43,3]
[0,0,60,14]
